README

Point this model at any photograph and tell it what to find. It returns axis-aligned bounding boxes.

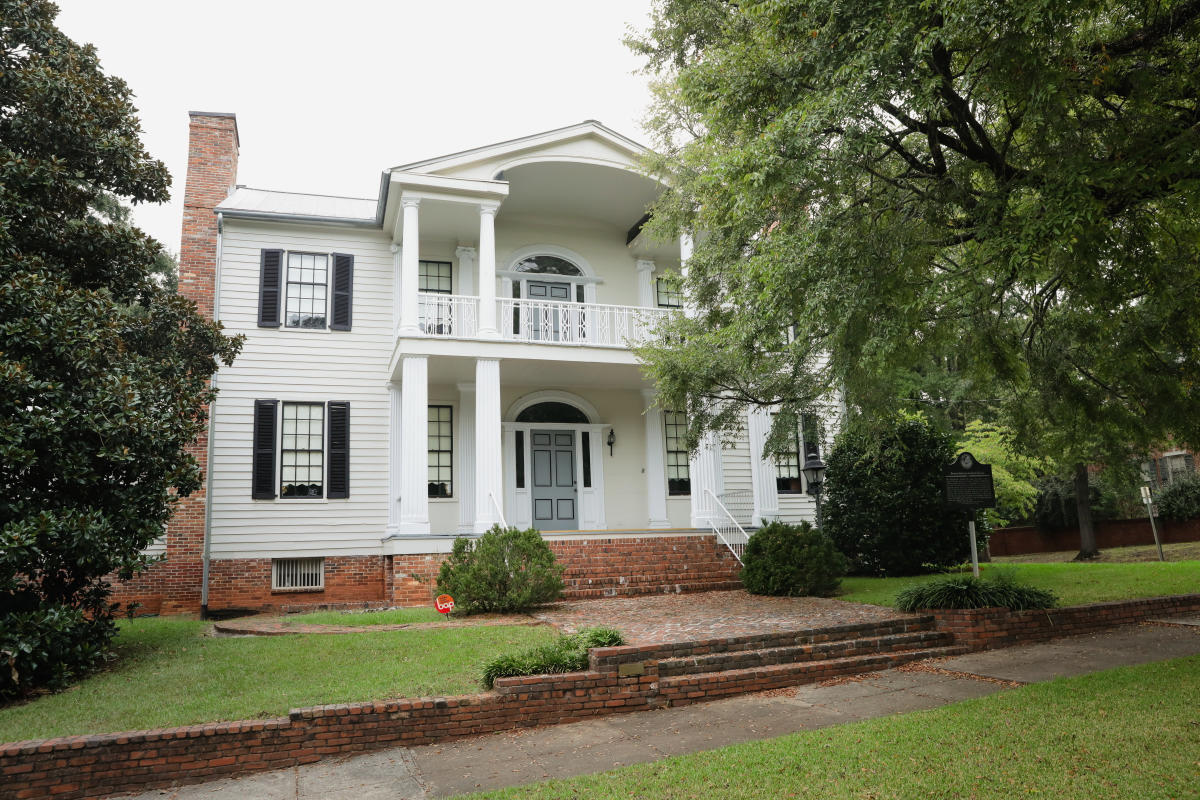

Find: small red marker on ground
[435,594,454,614]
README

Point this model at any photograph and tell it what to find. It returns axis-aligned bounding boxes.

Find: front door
[525,281,572,341]
[530,430,578,530]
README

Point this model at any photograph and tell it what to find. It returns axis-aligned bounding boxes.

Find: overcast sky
[54,1,658,253]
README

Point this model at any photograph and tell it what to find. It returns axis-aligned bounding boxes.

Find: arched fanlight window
[515,401,590,424]
[513,255,583,276]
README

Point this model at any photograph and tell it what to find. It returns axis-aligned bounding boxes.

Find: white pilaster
[398,356,430,534]
[390,243,401,334]
[455,246,476,297]
[399,197,421,335]
[474,358,504,531]
[456,382,476,533]
[477,203,499,338]
[689,431,723,528]
[642,390,670,529]
[387,381,402,533]
[636,259,656,308]
[747,407,780,525]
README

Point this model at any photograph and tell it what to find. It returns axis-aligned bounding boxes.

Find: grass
[840,560,1200,608]
[456,655,1200,799]
[994,540,1200,564]
[282,607,445,626]
[0,617,558,742]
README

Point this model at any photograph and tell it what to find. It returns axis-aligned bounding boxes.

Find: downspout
[200,212,223,619]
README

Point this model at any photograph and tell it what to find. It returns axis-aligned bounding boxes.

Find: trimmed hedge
[481,627,625,689]
[740,521,847,597]
[435,525,565,614]
[1156,473,1200,522]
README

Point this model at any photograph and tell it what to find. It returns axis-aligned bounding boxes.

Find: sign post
[1140,485,1165,562]
[944,452,996,578]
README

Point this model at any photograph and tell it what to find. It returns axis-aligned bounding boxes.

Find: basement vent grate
[271,557,325,592]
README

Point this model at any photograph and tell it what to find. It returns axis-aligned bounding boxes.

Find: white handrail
[488,492,508,529]
[498,298,670,347]
[704,488,750,564]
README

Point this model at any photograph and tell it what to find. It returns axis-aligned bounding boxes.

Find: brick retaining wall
[988,518,1200,556]
[930,593,1200,650]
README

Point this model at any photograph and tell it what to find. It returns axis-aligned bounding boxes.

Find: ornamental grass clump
[894,570,1058,612]
[481,627,624,689]
[435,525,565,614]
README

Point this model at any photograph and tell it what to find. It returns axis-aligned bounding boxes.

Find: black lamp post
[802,455,827,528]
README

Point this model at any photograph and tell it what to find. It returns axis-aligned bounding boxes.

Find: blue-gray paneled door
[530,430,578,530]
[525,280,571,341]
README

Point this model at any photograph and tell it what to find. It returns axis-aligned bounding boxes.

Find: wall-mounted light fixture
[607,428,616,456]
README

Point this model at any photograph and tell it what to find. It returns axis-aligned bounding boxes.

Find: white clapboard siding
[209,221,394,559]
[719,434,754,526]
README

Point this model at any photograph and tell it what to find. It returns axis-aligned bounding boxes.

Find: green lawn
[458,655,1200,799]
[840,560,1200,607]
[0,617,558,742]
[283,607,445,626]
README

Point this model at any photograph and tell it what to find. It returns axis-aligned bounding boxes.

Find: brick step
[561,579,743,600]
[658,629,953,677]
[658,644,970,706]
[650,616,937,660]
[563,571,740,589]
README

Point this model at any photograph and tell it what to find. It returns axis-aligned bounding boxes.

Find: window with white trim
[775,424,803,494]
[281,402,324,498]
[428,405,453,498]
[656,277,682,309]
[272,557,325,591]
[285,253,328,328]
[419,260,452,294]
[664,411,690,496]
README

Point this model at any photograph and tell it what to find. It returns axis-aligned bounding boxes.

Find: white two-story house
[117,112,829,614]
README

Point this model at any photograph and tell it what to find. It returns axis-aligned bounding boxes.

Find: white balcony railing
[412,294,672,349]
[500,298,669,348]
[418,293,479,338]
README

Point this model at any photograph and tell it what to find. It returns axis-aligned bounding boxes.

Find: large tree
[0,0,241,696]
[630,0,1200,557]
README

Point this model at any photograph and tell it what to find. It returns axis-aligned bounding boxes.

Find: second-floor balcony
[416,294,672,349]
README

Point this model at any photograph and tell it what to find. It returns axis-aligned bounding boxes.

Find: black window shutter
[327,401,350,498]
[258,249,284,327]
[330,253,354,331]
[252,399,278,499]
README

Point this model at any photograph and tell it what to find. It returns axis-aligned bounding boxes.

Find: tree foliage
[630,0,1200,549]
[0,0,241,697]
[954,420,1046,528]
[823,415,973,576]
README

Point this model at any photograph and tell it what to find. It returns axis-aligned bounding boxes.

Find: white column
[474,358,504,531]
[642,389,670,529]
[455,246,476,297]
[477,203,499,338]
[390,244,401,334]
[748,407,779,525]
[386,381,402,534]
[636,259,656,308]
[398,356,430,534]
[689,432,723,528]
[399,197,421,335]
[456,383,476,533]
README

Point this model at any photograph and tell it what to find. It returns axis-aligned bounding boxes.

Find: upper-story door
[525,280,573,342]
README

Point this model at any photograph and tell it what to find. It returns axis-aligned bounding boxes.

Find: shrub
[481,627,625,689]
[0,607,114,699]
[894,570,1058,612]
[1156,473,1200,522]
[823,415,973,576]
[740,521,847,597]
[435,525,565,614]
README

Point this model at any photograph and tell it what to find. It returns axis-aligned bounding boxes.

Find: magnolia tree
[0,0,241,697]
[630,0,1200,558]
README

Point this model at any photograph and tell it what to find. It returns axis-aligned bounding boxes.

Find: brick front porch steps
[554,531,743,600]
[651,616,969,706]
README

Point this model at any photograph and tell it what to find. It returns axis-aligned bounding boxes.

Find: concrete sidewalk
[116,621,1200,800]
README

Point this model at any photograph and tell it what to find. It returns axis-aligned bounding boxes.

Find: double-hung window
[251,399,350,500]
[656,277,682,309]
[775,413,821,494]
[664,411,690,496]
[257,249,354,330]
[428,405,453,498]
[419,260,452,294]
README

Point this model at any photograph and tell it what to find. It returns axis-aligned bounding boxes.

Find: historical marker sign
[944,452,996,510]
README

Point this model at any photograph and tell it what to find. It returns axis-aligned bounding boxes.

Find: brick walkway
[532,590,915,644]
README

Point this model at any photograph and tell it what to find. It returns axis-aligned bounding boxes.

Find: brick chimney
[179,111,239,319]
